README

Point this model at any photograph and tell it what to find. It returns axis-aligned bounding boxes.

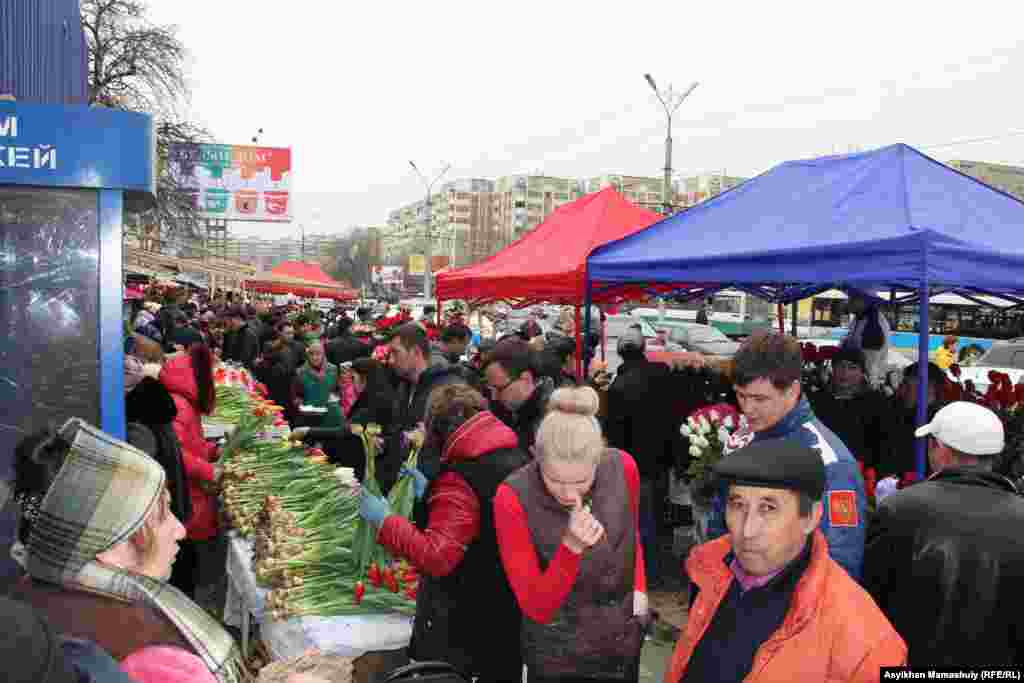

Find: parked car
[668,322,741,358]
[949,339,1024,394]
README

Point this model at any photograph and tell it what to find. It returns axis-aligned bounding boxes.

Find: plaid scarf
[26,418,245,683]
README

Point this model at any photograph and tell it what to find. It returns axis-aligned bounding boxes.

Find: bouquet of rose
[680,403,743,500]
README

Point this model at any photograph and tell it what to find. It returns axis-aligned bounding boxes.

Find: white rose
[688,445,702,458]
[717,427,730,444]
[709,409,720,423]
[688,416,700,431]
[333,467,358,488]
[680,423,692,437]
[697,435,710,449]
[723,415,734,430]
[739,415,749,429]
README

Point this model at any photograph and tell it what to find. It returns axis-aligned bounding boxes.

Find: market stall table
[223,531,413,660]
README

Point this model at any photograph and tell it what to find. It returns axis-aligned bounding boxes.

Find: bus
[809,290,1024,339]
[626,289,775,338]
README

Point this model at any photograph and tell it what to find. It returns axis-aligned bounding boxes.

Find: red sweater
[493,452,646,624]
[377,412,518,577]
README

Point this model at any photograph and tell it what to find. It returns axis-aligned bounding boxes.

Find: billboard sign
[167,143,292,222]
[372,265,404,286]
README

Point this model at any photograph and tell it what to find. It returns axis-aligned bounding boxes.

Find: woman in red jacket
[494,386,648,683]
[160,342,221,598]
[357,384,529,682]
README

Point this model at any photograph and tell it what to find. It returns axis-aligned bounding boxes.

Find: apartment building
[491,175,585,241]
[586,175,676,212]
[384,175,581,267]
[226,232,347,271]
[677,173,747,207]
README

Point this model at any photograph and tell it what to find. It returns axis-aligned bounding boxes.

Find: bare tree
[324,230,372,289]
[81,0,187,114]
[83,0,210,243]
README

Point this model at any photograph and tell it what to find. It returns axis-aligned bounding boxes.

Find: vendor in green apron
[294,342,344,428]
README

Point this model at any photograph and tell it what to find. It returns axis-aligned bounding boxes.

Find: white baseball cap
[914,401,1005,455]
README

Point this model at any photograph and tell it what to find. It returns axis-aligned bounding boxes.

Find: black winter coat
[124,378,192,524]
[382,365,466,493]
[809,384,893,471]
[325,334,371,366]
[223,324,260,369]
[864,467,1024,666]
[253,353,297,424]
[605,357,677,479]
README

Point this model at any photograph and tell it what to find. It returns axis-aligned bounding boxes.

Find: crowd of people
[2,286,1024,682]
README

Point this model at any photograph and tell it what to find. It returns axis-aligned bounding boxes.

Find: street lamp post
[409,161,451,299]
[644,74,699,215]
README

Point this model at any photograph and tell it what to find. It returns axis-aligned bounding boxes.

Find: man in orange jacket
[665,440,906,682]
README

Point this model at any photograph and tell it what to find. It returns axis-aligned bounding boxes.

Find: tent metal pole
[915,282,930,480]
[790,297,798,337]
[575,305,584,380]
[777,303,785,334]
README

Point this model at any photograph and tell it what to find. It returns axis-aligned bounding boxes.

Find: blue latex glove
[400,466,429,501]
[359,488,392,527]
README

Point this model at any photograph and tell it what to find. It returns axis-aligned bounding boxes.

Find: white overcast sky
[150,1,1024,239]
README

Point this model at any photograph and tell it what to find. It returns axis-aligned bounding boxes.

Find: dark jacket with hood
[606,355,677,480]
[382,364,466,492]
[125,378,192,525]
[864,467,1024,666]
[378,412,528,679]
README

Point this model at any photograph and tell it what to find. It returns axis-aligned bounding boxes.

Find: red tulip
[354,581,365,604]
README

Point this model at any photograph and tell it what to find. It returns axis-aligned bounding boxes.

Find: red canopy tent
[437,188,669,376]
[246,261,359,301]
[436,188,663,307]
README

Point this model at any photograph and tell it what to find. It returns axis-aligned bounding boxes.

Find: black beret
[714,439,826,500]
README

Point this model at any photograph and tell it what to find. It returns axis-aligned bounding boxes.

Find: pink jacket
[121,646,216,683]
[160,355,219,540]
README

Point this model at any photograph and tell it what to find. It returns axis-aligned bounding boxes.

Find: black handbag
[379,661,471,683]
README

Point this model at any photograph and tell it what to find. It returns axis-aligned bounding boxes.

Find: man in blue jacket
[705,331,867,579]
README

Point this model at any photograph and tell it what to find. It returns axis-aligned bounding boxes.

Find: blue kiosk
[0,100,155,581]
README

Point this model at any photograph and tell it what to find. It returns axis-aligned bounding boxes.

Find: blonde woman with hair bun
[494,385,648,683]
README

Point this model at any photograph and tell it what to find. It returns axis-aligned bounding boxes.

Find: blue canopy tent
[586,143,1024,477]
